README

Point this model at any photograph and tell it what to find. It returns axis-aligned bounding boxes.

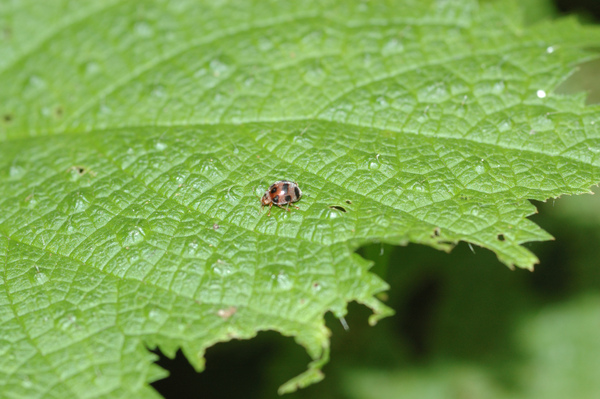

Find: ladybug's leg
[284,203,299,212]
[267,203,273,216]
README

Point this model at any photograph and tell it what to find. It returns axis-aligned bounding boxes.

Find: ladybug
[259,180,302,216]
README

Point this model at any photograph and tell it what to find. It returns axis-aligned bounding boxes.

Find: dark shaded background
[151,1,600,398]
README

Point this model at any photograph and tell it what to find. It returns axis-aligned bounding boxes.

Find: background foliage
[1,0,600,398]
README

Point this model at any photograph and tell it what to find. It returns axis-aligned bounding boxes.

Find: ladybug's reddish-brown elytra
[260,180,302,216]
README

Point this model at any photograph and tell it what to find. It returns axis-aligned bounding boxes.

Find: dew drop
[546,46,555,54]
[276,272,292,290]
[293,134,313,147]
[222,186,242,203]
[410,182,425,192]
[187,241,199,255]
[9,165,25,179]
[212,259,232,276]
[60,191,93,214]
[58,314,77,331]
[34,272,48,285]
[172,172,186,185]
[27,75,47,90]
[498,119,512,132]
[99,104,112,116]
[324,206,340,218]
[382,38,403,54]
[492,81,505,93]
[536,90,547,98]
[155,141,167,151]
[83,61,100,76]
[312,282,322,292]
[151,84,166,98]
[368,157,381,170]
[475,164,485,174]
[21,379,33,389]
[210,58,230,77]
[134,21,153,37]
[118,221,148,247]
[375,96,389,107]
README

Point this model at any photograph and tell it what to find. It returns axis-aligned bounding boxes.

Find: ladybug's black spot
[270,186,278,194]
[282,182,290,192]
[284,195,292,203]
[272,195,279,204]
[294,186,300,198]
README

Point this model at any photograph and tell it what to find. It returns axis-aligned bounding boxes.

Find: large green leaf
[1,0,599,396]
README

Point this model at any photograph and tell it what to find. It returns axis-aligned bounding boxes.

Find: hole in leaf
[329,205,347,212]
[345,200,352,204]
[151,332,299,398]
[497,234,505,241]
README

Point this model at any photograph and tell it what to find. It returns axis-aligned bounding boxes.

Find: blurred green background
[151,1,600,398]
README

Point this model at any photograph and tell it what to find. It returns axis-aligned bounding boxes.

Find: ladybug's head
[261,193,272,206]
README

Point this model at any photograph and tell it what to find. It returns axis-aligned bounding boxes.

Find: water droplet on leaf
[275,272,292,290]
[34,272,48,285]
[212,259,232,276]
[9,165,24,179]
[134,21,153,37]
[210,58,230,77]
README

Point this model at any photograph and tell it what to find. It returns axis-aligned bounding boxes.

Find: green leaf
[1,0,599,396]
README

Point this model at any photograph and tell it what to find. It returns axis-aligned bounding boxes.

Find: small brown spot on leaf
[3,114,13,123]
[217,306,237,319]
[497,234,505,241]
